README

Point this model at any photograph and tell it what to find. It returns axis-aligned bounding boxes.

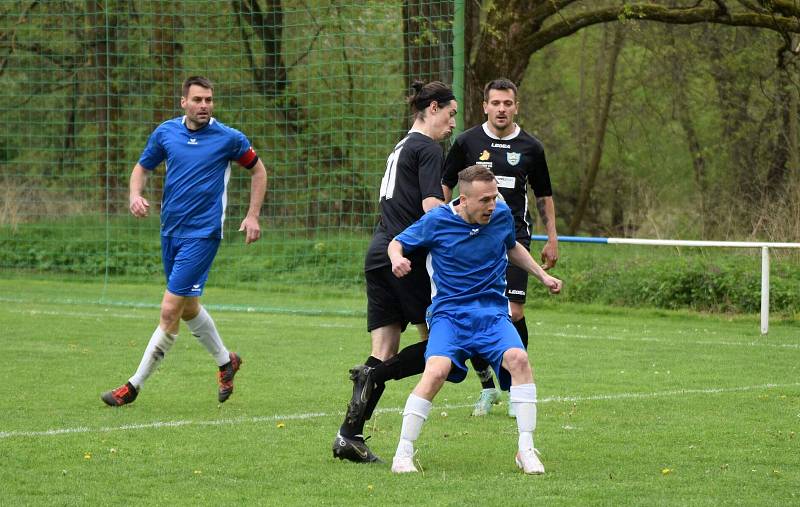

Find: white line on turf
[2,382,798,440]
[551,331,800,350]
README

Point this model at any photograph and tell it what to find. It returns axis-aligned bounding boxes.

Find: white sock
[128,327,177,390]
[396,393,432,458]
[510,383,537,451]
[185,306,230,366]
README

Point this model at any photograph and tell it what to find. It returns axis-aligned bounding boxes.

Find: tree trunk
[568,24,624,235]
[667,26,708,234]
[88,0,121,213]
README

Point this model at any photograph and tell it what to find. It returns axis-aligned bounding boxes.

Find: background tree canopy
[0,0,798,306]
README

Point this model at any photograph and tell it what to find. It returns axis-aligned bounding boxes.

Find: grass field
[2,279,798,505]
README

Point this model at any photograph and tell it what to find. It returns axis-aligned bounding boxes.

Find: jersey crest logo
[470,228,480,236]
[478,150,490,161]
[188,138,198,145]
[506,152,521,166]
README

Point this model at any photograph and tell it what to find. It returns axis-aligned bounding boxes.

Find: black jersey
[364,131,445,271]
[442,123,552,240]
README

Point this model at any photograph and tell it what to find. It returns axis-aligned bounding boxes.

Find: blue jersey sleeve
[138,127,166,170]
[230,128,251,159]
[395,208,438,253]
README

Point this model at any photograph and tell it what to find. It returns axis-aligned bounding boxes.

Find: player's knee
[181,299,201,320]
[160,302,182,327]
[510,304,525,322]
[503,348,531,376]
[423,362,450,385]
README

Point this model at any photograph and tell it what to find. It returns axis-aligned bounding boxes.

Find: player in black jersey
[442,78,559,417]
[332,80,457,463]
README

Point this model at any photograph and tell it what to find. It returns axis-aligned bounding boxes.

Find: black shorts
[506,239,530,303]
[505,263,529,303]
[366,263,431,333]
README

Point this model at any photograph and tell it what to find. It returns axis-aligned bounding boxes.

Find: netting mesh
[0,0,454,304]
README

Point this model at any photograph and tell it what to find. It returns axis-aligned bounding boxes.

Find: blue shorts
[425,308,524,391]
[161,236,220,297]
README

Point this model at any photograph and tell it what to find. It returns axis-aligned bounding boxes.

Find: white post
[760,246,770,335]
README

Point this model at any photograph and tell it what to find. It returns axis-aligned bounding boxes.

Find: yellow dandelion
[661,468,672,475]
[277,422,286,429]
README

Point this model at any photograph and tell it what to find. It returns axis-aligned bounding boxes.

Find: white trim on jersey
[523,192,530,236]
[180,116,216,126]
[482,122,521,141]
[426,252,437,300]
[220,162,231,239]
[408,128,430,139]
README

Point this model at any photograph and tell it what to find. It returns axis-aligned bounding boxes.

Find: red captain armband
[237,147,259,169]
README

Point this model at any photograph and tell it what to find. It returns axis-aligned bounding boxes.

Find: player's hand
[543,275,562,295]
[129,195,150,217]
[239,215,261,244]
[541,240,559,270]
[391,257,412,278]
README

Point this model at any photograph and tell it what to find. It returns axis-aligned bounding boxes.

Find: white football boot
[391,455,418,473]
[515,448,545,475]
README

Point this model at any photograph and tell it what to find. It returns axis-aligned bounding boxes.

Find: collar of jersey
[408,128,432,139]
[181,115,216,132]
[448,199,482,226]
[482,122,520,141]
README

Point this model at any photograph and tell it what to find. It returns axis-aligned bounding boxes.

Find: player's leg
[501,347,543,475]
[469,354,500,416]
[101,237,187,406]
[506,263,529,416]
[338,265,429,432]
[366,263,431,385]
[391,356,451,473]
[333,267,403,463]
[333,323,399,463]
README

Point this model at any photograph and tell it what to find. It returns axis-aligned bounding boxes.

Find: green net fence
[0,0,454,308]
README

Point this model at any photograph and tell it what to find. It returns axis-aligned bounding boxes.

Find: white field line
[6,308,358,328]
[551,331,800,350]
[6,309,799,347]
[2,382,798,441]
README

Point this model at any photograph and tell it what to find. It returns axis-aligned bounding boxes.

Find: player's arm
[508,241,562,294]
[129,163,150,218]
[239,158,267,244]
[535,195,558,269]
[441,138,465,202]
[422,196,443,212]
[388,239,411,278]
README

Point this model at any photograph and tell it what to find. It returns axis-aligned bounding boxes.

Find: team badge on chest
[506,152,521,166]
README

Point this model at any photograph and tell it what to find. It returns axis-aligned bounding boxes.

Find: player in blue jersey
[443,78,559,417]
[387,165,562,475]
[101,76,267,407]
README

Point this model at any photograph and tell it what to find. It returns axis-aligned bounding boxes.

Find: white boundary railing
[531,235,800,335]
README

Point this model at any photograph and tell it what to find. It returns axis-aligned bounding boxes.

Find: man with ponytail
[332,80,457,463]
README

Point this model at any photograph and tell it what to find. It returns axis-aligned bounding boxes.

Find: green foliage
[4,220,800,314]
[534,243,800,314]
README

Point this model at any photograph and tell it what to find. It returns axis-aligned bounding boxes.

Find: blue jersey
[395,200,517,317]
[138,116,258,239]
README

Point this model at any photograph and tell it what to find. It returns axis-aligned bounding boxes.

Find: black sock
[470,356,496,389]
[358,381,386,433]
[371,340,427,384]
[339,355,383,438]
[513,317,528,349]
